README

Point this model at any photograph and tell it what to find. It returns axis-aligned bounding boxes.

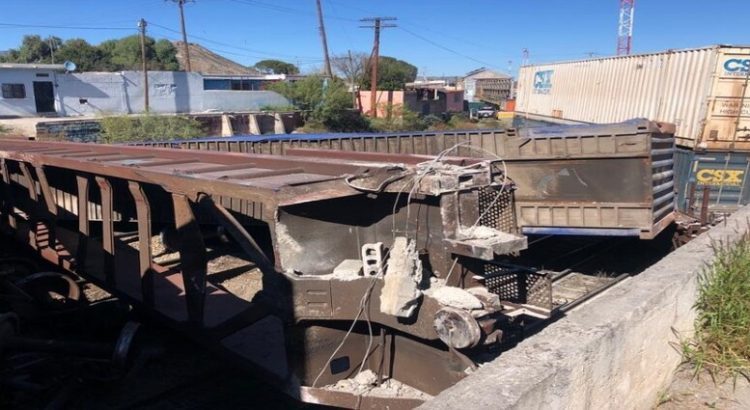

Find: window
[203,78,262,91]
[1,83,26,99]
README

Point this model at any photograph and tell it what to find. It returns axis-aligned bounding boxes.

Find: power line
[398,26,503,71]
[0,22,133,30]
[147,21,321,61]
[225,0,357,22]
[148,28,323,66]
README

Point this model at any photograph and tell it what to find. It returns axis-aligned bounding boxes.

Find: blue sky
[1,0,748,76]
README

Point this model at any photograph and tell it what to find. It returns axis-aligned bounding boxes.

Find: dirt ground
[657,365,750,409]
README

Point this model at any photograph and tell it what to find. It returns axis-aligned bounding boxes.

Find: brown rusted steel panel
[75,175,89,272]
[34,166,58,216]
[145,120,676,239]
[172,193,208,326]
[1,158,17,229]
[128,181,154,307]
[198,195,274,275]
[95,176,116,287]
[0,138,534,408]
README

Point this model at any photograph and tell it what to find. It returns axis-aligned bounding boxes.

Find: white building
[0,64,290,118]
[0,63,63,117]
[462,67,513,104]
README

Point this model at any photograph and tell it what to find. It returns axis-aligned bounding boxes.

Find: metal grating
[483,263,552,310]
[477,185,517,234]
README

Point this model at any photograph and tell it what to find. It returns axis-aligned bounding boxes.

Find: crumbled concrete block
[379,237,423,318]
[333,259,363,279]
[427,286,483,310]
[361,242,385,276]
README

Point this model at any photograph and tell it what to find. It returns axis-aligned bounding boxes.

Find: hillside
[173,41,260,76]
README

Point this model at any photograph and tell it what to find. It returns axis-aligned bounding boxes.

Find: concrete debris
[458,225,499,240]
[361,242,385,276]
[332,259,363,280]
[325,370,432,400]
[353,369,378,386]
[379,237,423,318]
[466,286,502,311]
[455,226,529,257]
[426,286,483,311]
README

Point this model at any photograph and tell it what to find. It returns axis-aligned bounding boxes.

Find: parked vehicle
[477,106,497,118]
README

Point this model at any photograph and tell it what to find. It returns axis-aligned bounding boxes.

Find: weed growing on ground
[99,114,204,143]
[681,233,750,382]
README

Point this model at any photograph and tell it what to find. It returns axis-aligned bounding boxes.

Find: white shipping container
[516,45,750,150]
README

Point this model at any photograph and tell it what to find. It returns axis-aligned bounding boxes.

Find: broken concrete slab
[379,237,423,318]
[426,286,483,311]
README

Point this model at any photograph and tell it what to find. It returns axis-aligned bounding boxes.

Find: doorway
[33,81,55,114]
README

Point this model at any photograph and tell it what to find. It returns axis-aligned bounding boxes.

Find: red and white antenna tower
[617,0,635,55]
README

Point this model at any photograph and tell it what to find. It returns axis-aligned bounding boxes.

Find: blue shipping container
[674,148,750,213]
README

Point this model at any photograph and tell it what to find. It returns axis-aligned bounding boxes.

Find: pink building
[356,90,405,117]
[357,88,464,117]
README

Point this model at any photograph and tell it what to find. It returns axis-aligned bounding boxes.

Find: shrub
[369,104,426,132]
[99,114,204,143]
[268,76,371,133]
[681,233,750,381]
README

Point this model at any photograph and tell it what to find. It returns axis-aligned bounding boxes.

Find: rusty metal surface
[0,138,536,408]
[138,119,677,239]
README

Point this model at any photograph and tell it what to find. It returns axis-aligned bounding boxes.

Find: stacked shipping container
[517,45,750,212]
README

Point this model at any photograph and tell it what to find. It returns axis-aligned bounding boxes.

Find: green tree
[0,34,179,72]
[254,59,299,75]
[18,35,50,63]
[110,35,152,70]
[95,39,119,71]
[154,39,180,71]
[269,76,369,131]
[55,38,102,71]
[361,56,418,91]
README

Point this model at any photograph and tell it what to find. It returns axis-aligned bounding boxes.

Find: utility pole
[138,19,150,112]
[170,0,192,71]
[315,0,333,78]
[360,17,396,118]
[47,37,59,64]
[348,50,357,107]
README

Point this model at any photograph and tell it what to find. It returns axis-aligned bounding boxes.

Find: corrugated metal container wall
[700,47,750,151]
[516,46,721,148]
[673,149,750,213]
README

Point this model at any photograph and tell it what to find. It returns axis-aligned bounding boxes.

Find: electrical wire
[314,141,510,387]
[311,273,379,388]
[398,26,504,71]
[147,21,322,61]
[0,22,133,31]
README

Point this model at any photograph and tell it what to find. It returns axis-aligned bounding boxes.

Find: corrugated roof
[521,44,750,68]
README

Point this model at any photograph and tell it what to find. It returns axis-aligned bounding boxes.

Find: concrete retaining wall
[423,205,750,410]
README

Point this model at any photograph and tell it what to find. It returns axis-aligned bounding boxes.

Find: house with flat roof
[0,63,66,118]
[0,64,290,118]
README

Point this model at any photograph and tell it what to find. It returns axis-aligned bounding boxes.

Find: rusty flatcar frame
[0,139,530,408]
[143,119,677,239]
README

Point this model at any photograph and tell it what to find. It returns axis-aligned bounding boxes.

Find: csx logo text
[723,59,750,74]
[696,169,745,186]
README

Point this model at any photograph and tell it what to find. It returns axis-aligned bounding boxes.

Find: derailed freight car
[138,119,677,239]
[515,45,750,152]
